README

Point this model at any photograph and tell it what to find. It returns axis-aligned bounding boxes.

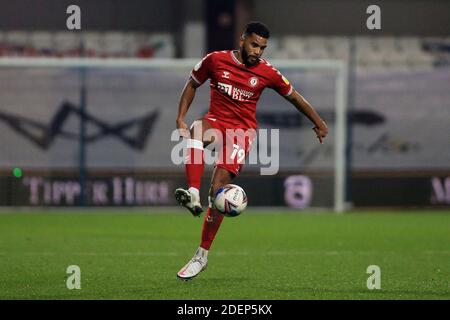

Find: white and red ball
[214,184,248,217]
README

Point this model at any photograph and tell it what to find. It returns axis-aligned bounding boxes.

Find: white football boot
[174,187,203,217]
[177,247,208,281]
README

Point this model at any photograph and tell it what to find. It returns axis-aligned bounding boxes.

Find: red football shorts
[203,117,256,176]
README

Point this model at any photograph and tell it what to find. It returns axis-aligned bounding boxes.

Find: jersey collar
[231,50,243,65]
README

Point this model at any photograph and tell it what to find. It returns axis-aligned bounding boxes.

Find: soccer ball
[214,184,248,217]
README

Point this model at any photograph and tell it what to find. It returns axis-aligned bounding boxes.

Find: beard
[241,47,258,66]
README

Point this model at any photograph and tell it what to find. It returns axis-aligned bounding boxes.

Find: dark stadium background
[0,0,449,301]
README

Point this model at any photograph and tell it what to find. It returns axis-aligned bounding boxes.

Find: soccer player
[175,22,328,280]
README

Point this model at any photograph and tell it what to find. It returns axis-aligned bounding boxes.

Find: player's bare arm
[285,90,328,144]
[176,78,200,138]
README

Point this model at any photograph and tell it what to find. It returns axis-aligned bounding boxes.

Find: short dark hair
[243,21,270,39]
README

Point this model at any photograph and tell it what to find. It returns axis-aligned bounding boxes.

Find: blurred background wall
[1,0,450,55]
[0,0,449,209]
[2,0,450,33]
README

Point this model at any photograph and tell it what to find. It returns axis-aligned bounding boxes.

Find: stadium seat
[355,37,382,69]
[81,32,105,57]
[123,32,142,57]
[281,35,306,59]
[103,32,127,57]
[139,33,175,58]
[4,31,31,56]
[326,36,350,60]
[273,49,290,60]
[261,36,280,60]
[302,36,330,59]
[53,32,81,57]
[5,31,30,46]
[30,31,55,56]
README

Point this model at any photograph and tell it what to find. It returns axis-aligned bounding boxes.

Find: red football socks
[185,138,224,250]
[185,139,204,190]
[200,207,224,250]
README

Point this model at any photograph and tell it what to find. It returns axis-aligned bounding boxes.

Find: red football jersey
[190,50,293,129]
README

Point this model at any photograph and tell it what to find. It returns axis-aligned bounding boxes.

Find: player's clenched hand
[312,119,328,144]
[176,119,190,138]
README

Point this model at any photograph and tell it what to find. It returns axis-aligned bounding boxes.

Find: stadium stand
[267,35,442,70]
[0,31,175,58]
[0,31,449,69]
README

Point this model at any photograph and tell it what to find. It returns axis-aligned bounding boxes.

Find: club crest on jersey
[248,77,259,87]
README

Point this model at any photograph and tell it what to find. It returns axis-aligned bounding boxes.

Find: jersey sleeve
[270,68,293,97]
[190,52,214,85]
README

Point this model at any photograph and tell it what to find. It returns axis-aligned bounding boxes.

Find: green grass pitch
[0,209,449,300]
